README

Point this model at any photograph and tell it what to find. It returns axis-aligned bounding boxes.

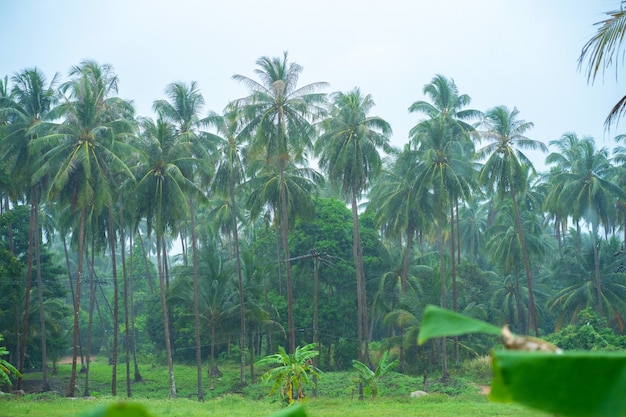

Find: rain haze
[1,0,623,169]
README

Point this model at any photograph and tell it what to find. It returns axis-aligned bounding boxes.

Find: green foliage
[256,343,322,404]
[546,308,626,351]
[351,350,398,398]
[0,333,20,387]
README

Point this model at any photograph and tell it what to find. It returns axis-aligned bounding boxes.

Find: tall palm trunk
[118,208,132,397]
[83,244,96,397]
[157,236,177,398]
[450,203,459,364]
[107,206,119,396]
[34,205,50,391]
[438,220,448,380]
[67,207,86,397]
[189,199,204,401]
[136,229,154,294]
[592,223,603,316]
[312,256,319,397]
[278,163,296,354]
[62,236,86,374]
[128,232,142,382]
[351,189,368,400]
[17,195,37,390]
[510,186,538,336]
[230,181,247,386]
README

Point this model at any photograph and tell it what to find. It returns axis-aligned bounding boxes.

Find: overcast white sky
[2,0,623,170]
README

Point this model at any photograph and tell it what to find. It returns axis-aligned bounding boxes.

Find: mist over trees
[2,5,626,397]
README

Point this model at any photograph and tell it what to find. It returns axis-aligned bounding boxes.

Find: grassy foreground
[0,393,551,417]
[0,357,550,417]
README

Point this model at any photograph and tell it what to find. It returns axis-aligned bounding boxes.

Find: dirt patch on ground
[479,385,490,395]
[58,355,98,365]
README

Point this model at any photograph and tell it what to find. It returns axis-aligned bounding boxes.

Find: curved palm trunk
[514,268,525,335]
[592,223,603,316]
[230,182,247,386]
[278,164,296,354]
[67,207,86,397]
[157,236,177,398]
[189,199,204,401]
[510,186,538,336]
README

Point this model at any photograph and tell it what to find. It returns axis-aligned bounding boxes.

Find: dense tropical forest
[1,4,626,402]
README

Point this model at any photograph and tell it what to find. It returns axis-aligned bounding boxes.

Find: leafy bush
[546,308,626,351]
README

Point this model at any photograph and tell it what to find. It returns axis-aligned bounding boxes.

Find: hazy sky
[2,0,623,169]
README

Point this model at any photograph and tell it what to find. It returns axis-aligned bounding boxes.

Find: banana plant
[0,334,20,387]
[256,343,322,404]
[352,350,399,398]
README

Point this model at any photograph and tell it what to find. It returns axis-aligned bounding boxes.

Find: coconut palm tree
[206,105,248,386]
[233,52,327,353]
[29,60,136,397]
[544,136,626,317]
[0,67,58,391]
[477,105,547,336]
[153,81,214,401]
[579,2,626,127]
[134,115,193,398]
[315,88,391,380]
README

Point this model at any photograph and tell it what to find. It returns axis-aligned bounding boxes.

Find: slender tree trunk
[456,200,461,265]
[83,245,96,397]
[119,209,132,397]
[136,228,154,294]
[62,237,86,373]
[67,208,86,397]
[189,199,204,401]
[157,236,177,398]
[438,220,448,380]
[128,233,142,382]
[510,186,538,336]
[514,268,525,335]
[230,182,247,387]
[108,207,119,396]
[450,203,459,364]
[17,197,36,390]
[34,205,50,391]
[351,190,367,399]
[209,325,216,391]
[278,165,296,354]
[592,224,603,316]
[312,256,319,397]
[274,216,284,296]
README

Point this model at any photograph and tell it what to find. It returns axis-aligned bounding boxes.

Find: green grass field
[0,357,550,417]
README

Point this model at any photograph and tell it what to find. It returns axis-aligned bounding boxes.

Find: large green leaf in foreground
[417,304,501,344]
[417,304,626,417]
[491,350,626,417]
